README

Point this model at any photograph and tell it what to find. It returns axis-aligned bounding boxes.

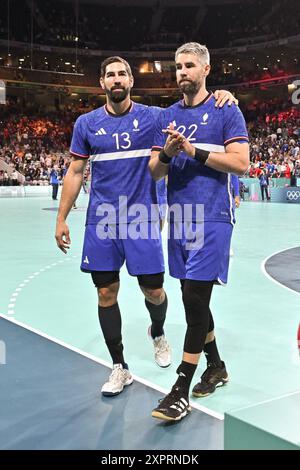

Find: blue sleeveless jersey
[70,102,165,224]
[152,94,248,224]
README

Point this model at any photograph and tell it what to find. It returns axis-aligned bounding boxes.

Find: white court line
[261,245,300,297]
[0,312,224,421]
[5,256,81,317]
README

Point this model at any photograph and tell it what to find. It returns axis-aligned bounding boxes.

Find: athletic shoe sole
[152,406,191,421]
[192,377,229,398]
[101,376,133,397]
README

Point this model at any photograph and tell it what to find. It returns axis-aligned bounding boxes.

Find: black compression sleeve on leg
[182,280,213,354]
[145,293,168,339]
[98,303,125,365]
[204,309,222,366]
[204,338,222,367]
[174,361,197,394]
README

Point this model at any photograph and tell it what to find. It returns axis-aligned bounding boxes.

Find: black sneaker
[192,361,228,397]
[152,386,191,421]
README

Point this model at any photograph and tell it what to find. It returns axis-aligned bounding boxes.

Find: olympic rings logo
[287,191,300,200]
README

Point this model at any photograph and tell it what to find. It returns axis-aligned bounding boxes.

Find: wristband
[158,149,172,164]
[194,148,210,165]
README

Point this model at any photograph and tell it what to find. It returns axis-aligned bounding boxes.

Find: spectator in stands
[259,170,270,201]
[239,180,249,201]
[291,160,300,186]
[50,165,60,200]
[3,171,9,186]
[11,169,19,186]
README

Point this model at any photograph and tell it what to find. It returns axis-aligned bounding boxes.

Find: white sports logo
[287,190,300,201]
[133,119,140,132]
[95,128,107,135]
[201,113,209,125]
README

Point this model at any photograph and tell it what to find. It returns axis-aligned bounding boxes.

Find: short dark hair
[100,56,132,78]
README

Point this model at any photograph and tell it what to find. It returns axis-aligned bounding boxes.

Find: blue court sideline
[0,317,223,450]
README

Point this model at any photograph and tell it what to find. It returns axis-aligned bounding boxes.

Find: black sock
[174,361,197,395]
[98,304,125,366]
[204,338,222,367]
[145,293,167,339]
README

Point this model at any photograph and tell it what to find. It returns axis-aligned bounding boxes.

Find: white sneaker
[148,327,171,368]
[101,364,133,396]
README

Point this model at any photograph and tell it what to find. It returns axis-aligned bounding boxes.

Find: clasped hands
[162,122,195,159]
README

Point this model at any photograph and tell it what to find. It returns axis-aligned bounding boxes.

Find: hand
[176,136,196,158]
[55,220,71,254]
[163,124,195,158]
[214,90,238,108]
[162,122,184,158]
[235,196,241,208]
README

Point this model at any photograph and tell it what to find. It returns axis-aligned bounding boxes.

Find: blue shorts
[81,222,164,275]
[168,221,233,284]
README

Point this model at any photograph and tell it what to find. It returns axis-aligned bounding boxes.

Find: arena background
[0,0,299,452]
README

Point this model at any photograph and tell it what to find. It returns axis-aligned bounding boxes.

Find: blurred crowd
[245,99,300,182]
[0,98,300,187]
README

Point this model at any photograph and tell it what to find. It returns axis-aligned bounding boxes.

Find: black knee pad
[137,272,164,289]
[182,281,211,325]
[182,280,214,354]
[91,270,120,288]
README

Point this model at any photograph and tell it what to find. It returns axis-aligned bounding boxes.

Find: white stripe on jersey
[90,148,151,162]
[227,173,235,225]
[194,143,225,153]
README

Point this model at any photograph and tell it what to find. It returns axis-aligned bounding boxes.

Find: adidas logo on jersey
[95,128,107,135]
[83,256,89,264]
[200,113,209,125]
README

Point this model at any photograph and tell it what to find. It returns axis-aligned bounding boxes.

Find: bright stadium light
[154,61,162,73]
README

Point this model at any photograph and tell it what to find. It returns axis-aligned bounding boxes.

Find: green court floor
[1,195,299,416]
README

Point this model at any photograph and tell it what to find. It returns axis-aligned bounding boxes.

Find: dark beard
[106,87,129,103]
[178,80,200,95]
